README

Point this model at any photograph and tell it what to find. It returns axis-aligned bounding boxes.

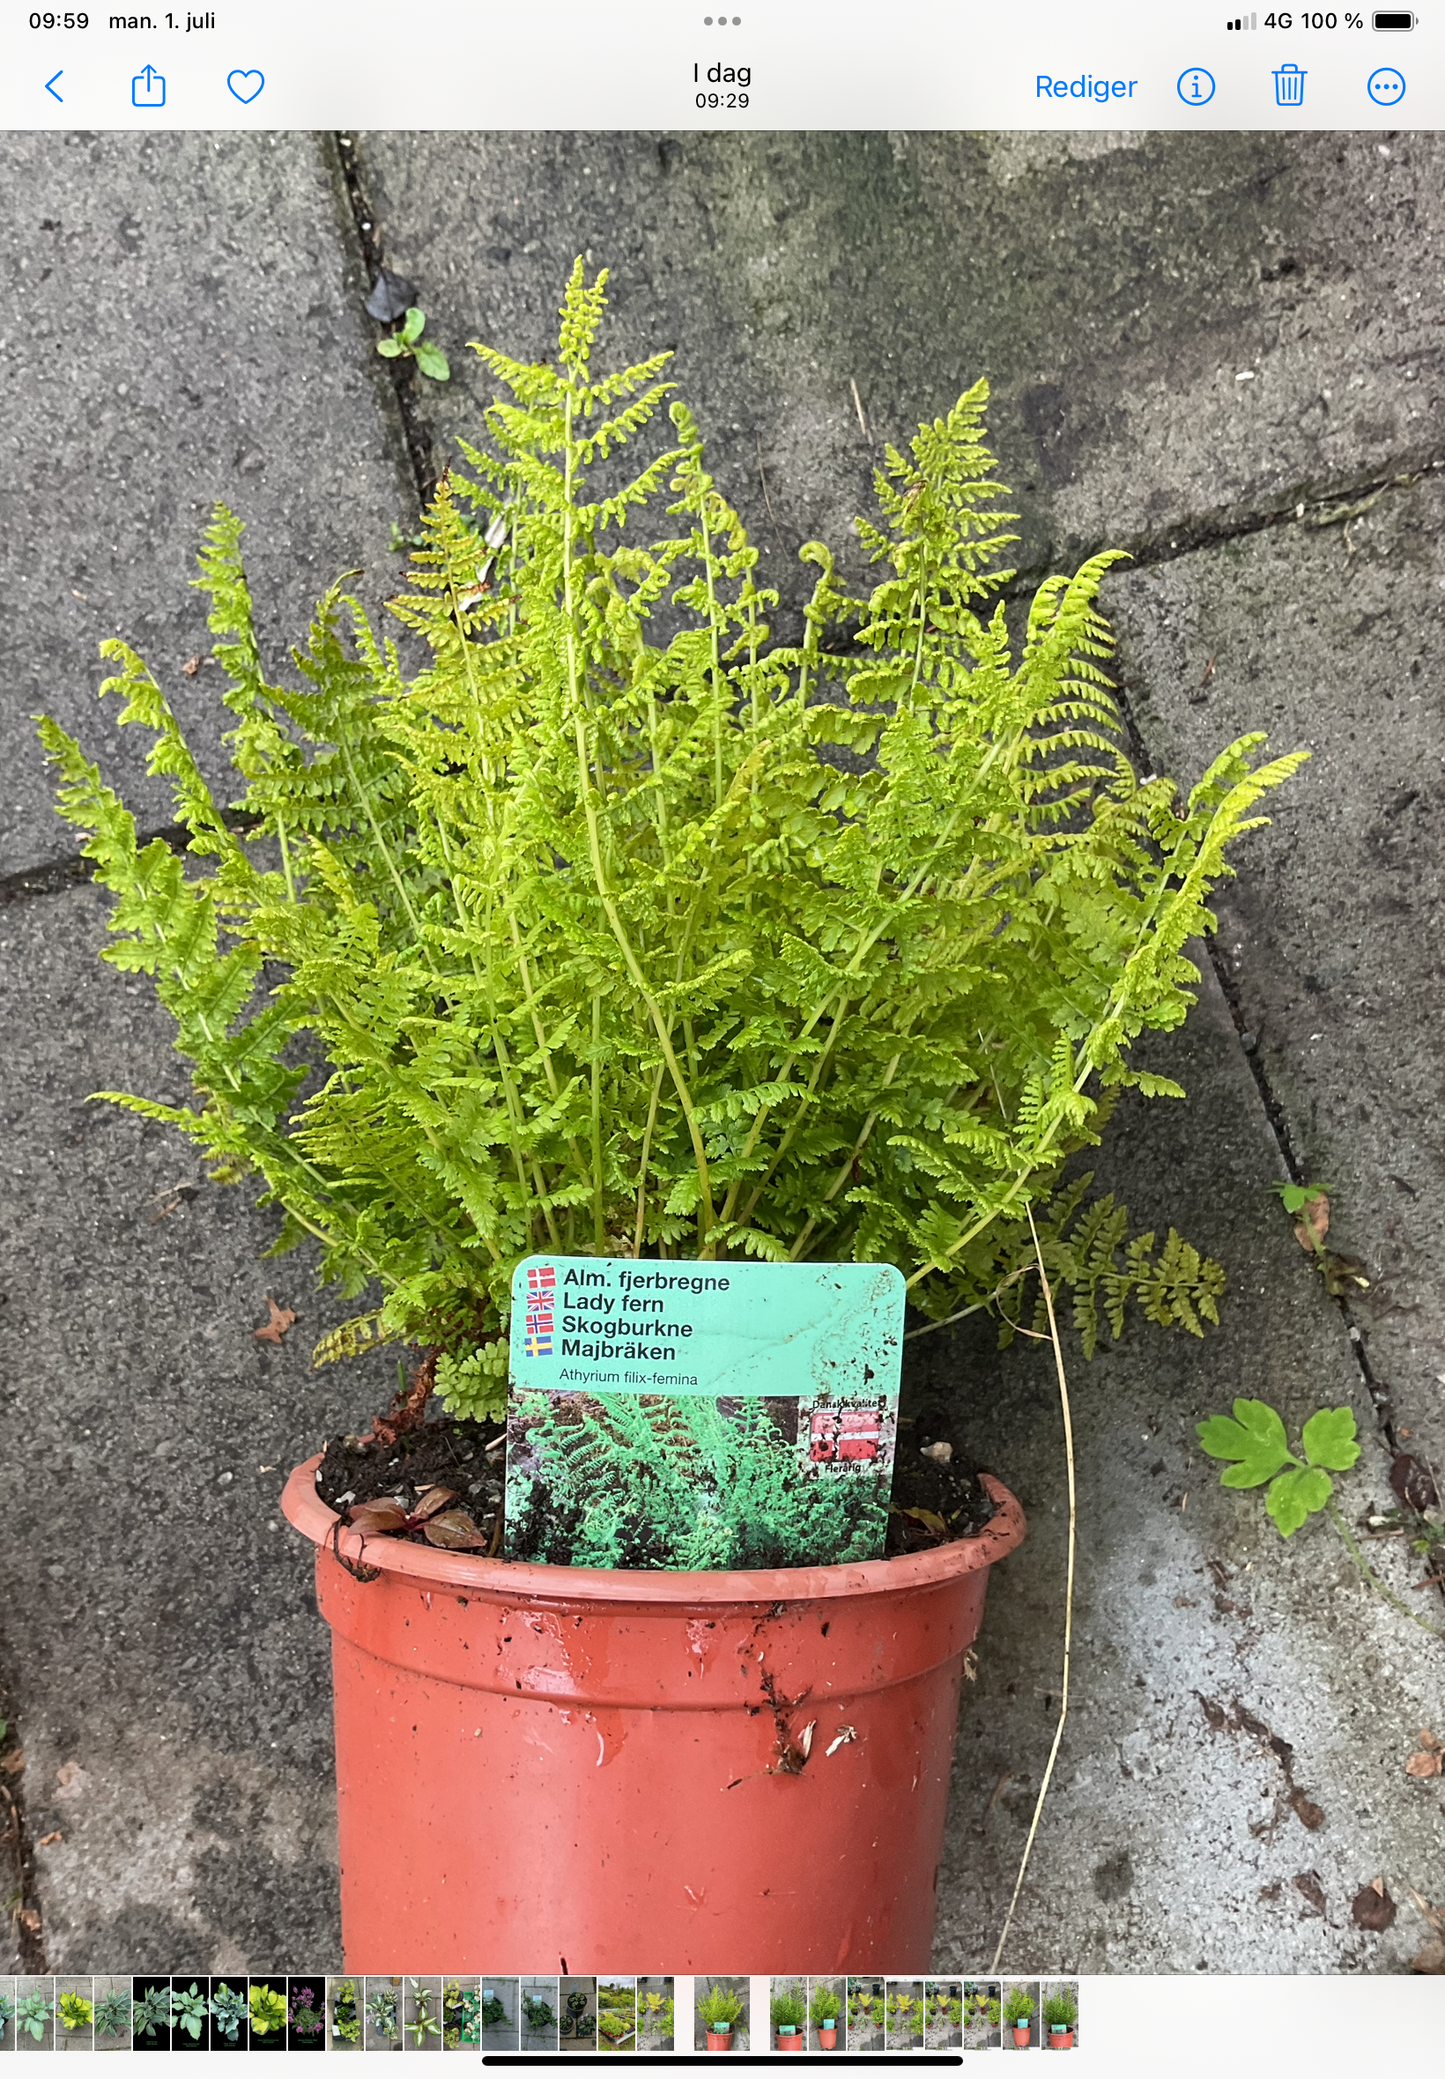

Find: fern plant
[40,262,1302,1431]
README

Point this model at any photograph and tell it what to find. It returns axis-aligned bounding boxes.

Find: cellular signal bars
[1226,12,1258,26]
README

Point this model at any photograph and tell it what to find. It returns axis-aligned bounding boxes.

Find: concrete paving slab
[355,128,1445,618]
[0,131,413,878]
[1111,475,1445,1468]
[0,878,397,1972]
[919,973,1443,1973]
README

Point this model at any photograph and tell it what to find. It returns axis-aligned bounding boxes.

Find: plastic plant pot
[1013,2025,1030,2048]
[776,2027,803,2051]
[1049,2027,1075,2049]
[704,2027,734,2053]
[283,1461,1025,1970]
[817,2023,838,2048]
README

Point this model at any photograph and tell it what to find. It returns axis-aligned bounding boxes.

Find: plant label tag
[505,1256,905,1569]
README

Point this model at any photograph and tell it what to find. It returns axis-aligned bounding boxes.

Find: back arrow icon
[45,70,63,100]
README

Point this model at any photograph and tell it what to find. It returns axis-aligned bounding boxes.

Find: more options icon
[1177,66,1216,104]
[1367,66,1406,103]
[131,63,165,106]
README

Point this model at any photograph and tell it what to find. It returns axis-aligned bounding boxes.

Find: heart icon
[227,68,264,102]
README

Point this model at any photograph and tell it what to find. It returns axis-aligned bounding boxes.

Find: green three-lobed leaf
[1198,1399,1359,1537]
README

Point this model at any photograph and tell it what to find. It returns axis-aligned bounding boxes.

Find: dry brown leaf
[1406,1750,1443,1779]
[17,1908,40,1933]
[348,1498,408,1535]
[1293,1193,1330,1253]
[1409,1939,1445,1974]
[36,1830,62,1847]
[420,1509,487,1551]
[1390,1454,1441,1513]
[1419,1729,1444,1753]
[180,655,202,677]
[410,1486,459,1523]
[1351,1878,1397,1932]
[1289,1787,1326,1831]
[1,1749,24,1776]
[54,1761,87,1800]
[1293,1871,1327,1916]
[253,1295,297,1345]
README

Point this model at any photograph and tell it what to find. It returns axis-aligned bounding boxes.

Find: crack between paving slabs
[1004,454,1445,598]
[1109,636,1401,1449]
[1102,536,1445,1625]
[329,132,440,508]
[0,1672,47,1975]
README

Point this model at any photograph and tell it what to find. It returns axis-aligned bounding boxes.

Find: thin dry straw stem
[990,1203,1076,1973]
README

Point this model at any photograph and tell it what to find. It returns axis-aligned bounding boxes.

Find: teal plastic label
[505,1257,905,1569]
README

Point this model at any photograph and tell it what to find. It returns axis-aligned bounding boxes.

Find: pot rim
[283,1456,1026,1606]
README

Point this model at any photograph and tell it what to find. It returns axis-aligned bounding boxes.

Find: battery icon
[1372,9,1415,23]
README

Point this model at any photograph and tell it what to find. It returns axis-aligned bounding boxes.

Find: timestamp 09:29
[694,60,749,107]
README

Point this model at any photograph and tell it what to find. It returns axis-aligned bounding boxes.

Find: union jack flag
[522,1266,555,1356]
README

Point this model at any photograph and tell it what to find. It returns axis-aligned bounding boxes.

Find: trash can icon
[1274,61,1306,105]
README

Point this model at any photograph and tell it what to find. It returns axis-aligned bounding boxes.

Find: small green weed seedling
[1199,1396,1445,1639]
[209,1981,248,2044]
[1197,1398,1359,1537]
[377,306,450,381]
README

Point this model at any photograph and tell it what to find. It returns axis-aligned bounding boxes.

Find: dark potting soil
[313,1402,996,1565]
[315,1415,507,1546]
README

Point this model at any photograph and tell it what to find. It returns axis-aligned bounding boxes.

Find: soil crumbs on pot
[314,1404,996,1564]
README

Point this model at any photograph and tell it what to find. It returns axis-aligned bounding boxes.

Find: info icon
[1367,66,1406,103]
[1177,66,1216,104]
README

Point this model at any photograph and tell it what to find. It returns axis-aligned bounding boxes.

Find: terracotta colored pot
[282,1459,1025,1970]
[1013,2023,1030,2046]
[1049,2027,1074,2049]
[817,2024,838,2048]
[704,2029,733,2052]
[776,2027,804,2050]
